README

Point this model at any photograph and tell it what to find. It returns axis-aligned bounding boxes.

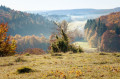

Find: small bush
[69,45,77,53]
[25,53,30,56]
[112,53,117,56]
[17,67,33,73]
[93,61,108,64]
[51,53,62,56]
[116,54,120,57]
[68,51,73,54]
[78,46,84,53]
[56,56,63,59]
[69,45,83,53]
[0,63,14,66]
[99,53,108,55]
[15,57,26,62]
[100,61,108,64]
[43,56,51,59]
[112,53,120,57]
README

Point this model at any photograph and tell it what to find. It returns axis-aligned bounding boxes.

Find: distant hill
[84,12,120,52]
[0,5,57,37]
[28,7,120,15]
[28,7,120,22]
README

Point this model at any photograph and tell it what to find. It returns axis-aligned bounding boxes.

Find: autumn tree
[0,23,16,57]
[84,12,120,52]
[100,30,120,52]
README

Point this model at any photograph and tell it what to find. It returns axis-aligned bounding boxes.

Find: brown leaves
[100,12,120,28]
[0,23,16,56]
[101,30,120,52]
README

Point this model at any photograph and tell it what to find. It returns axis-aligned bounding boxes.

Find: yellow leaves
[61,74,66,79]
[0,23,16,56]
[72,67,76,69]
[42,69,83,78]
[102,65,120,73]
[68,71,74,74]
[75,70,83,77]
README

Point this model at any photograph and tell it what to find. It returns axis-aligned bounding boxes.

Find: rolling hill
[28,7,120,22]
[0,5,57,37]
[28,7,120,15]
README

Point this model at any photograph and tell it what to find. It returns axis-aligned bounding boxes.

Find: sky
[0,0,120,11]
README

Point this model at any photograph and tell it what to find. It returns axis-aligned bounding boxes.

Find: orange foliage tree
[100,30,120,52]
[0,23,16,56]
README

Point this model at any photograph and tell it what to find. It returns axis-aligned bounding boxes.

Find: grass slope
[0,53,120,79]
[74,42,97,53]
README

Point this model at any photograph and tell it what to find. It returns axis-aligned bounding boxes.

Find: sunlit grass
[0,53,120,79]
[74,42,97,53]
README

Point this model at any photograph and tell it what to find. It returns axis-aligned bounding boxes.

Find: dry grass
[0,53,120,79]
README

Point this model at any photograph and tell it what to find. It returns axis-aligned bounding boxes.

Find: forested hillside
[84,12,120,52]
[0,5,56,37]
[11,34,49,52]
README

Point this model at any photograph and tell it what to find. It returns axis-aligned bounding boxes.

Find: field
[0,53,120,79]
[74,42,97,53]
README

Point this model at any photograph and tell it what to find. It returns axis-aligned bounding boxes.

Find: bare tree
[54,20,68,34]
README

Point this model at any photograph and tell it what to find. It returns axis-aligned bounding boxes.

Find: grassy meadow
[0,52,120,79]
[74,42,97,53]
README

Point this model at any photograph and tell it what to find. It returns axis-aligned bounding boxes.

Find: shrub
[69,45,83,53]
[56,38,68,53]
[99,53,108,55]
[56,56,63,59]
[0,63,14,66]
[69,45,78,53]
[17,67,33,73]
[112,53,120,57]
[77,46,84,53]
[93,61,108,64]
[51,42,59,53]
[112,53,117,56]
[50,30,69,53]
[51,53,62,56]
[25,53,30,56]
[15,57,26,62]
[116,54,120,57]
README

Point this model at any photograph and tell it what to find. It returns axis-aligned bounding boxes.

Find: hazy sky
[0,0,120,11]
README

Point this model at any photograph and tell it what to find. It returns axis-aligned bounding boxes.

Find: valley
[1,1,120,79]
